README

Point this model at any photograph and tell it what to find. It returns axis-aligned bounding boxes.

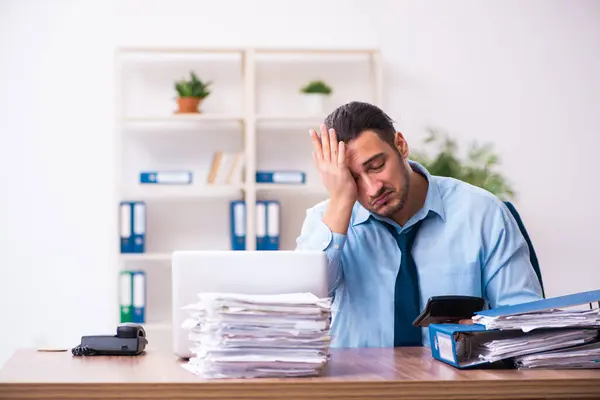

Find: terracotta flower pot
[176,97,202,113]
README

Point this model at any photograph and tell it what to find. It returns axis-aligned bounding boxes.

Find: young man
[296,101,543,348]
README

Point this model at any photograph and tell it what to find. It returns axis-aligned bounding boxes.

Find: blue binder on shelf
[266,200,280,250]
[256,170,306,184]
[429,289,600,369]
[119,201,146,253]
[140,171,192,184]
[256,201,267,250]
[132,201,146,253]
[230,200,246,250]
[119,202,132,253]
[131,270,146,323]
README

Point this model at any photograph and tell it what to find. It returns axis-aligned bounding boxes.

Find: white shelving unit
[114,46,382,330]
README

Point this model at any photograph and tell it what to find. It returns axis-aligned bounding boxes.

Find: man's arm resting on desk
[482,201,544,308]
[296,200,352,296]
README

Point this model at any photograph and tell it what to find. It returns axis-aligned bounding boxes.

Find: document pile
[181,292,332,379]
[429,289,600,369]
[470,328,599,364]
[514,341,600,369]
[472,307,600,332]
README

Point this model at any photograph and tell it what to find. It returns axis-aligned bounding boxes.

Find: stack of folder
[513,341,600,369]
[428,289,600,369]
[180,292,332,378]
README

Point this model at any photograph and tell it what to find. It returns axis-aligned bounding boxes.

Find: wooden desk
[1,347,599,399]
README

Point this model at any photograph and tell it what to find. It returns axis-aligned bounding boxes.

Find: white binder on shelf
[132,271,146,323]
[266,201,280,250]
[132,201,146,253]
[119,202,132,253]
[256,201,267,250]
[230,200,246,250]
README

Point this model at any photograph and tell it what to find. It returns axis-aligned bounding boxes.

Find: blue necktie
[384,218,425,346]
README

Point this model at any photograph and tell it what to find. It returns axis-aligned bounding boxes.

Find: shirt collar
[353,160,446,226]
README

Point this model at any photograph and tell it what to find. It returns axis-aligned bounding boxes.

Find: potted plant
[174,71,212,113]
[300,80,332,115]
[410,127,515,200]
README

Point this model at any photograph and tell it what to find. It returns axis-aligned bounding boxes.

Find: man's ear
[394,132,409,158]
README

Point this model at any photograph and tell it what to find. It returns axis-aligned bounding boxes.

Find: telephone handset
[71,323,148,356]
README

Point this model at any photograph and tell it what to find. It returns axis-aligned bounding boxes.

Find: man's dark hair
[324,101,396,146]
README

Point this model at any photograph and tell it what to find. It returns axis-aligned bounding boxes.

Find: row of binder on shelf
[119,199,281,253]
[138,168,306,185]
[206,150,305,185]
[119,270,146,323]
[230,200,280,251]
[134,150,246,186]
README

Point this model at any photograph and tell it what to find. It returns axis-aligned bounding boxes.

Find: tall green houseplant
[410,128,515,200]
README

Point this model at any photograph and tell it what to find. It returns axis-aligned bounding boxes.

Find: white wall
[1,0,599,367]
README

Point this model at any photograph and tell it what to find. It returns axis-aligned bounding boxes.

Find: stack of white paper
[472,329,599,363]
[514,341,600,369]
[472,308,600,332]
[180,292,332,379]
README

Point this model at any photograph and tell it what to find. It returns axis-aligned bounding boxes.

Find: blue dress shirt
[295,161,543,348]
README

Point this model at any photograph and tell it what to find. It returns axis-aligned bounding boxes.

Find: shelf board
[255,47,379,55]
[118,47,245,55]
[121,114,244,123]
[121,185,244,201]
[120,253,172,262]
[117,46,378,55]
[256,115,327,124]
[255,183,327,195]
[122,114,326,124]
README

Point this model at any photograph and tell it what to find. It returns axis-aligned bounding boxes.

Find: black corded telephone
[71,323,148,356]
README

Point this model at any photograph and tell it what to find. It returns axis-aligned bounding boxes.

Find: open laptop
[171,250,329,359]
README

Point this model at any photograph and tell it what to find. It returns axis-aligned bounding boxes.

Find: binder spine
[132,201,146,253]
[140,171,192,184]
[230,200,246,250]
[119,202,132,253]
[119,271,133,323]
[256,171,306,184]
[266,200,280,250]
[256,201,267,250]
[429,325,459,367]
[132,271,146,323]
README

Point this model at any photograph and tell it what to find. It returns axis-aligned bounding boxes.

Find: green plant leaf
[174,71,212,98]
[301,80,332,95]
[412,128,515,200]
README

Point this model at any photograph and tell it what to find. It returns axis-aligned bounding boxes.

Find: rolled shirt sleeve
[295,205,347,296]
[482,201,544,308]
